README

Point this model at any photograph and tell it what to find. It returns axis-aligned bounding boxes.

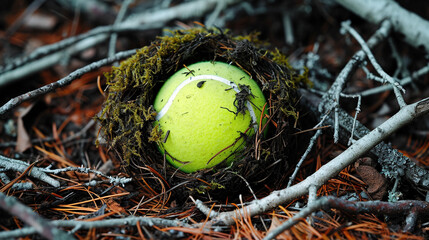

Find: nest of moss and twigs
[96,27,309,202]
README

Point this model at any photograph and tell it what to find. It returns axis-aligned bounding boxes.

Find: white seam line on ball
[156,75,259,132]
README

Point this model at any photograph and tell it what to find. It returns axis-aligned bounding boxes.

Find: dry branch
[302,88,429,191]
[335,0,429,52]
[209,96,429,226]
[0,49,136,117]
[0,216,193,239]
[0,0,243,86]
[0,192,73,240]
[264,196,429,239]
[0,155,60,187]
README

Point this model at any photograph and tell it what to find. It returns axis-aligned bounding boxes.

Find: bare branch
[319,20,392,143]
[0,192,73,240]
[0,25,155,77]
[0,216,192,239]
[341,20,406,108]
[42,166,132,186]
[360,64,429,97]
[108,0,133,60]
[0,49,136,117]
[0,0,243,85]
[0,155,60,187]
[303,88,429,189]
[264,196,429,239]
[210,97,429,226]
[335,0,429,52]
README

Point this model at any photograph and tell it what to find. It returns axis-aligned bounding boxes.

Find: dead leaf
[267,214,293,240]
[106,198,127,215]
[355,157,387,200]
[15,104,34,153]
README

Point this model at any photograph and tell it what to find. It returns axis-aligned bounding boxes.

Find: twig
[42,166,132,186]
[228,171,258,201]
[306,184,318,226]
[122,0,241,28]
[264,196,429,239]
[0,34,107,86]
[263,197,323,240]
[361,65,386,83]
[339,93,361,146]
[335,0,429,52]
[108,0,133,60]
[0,172,33,190]
[229,171,269,230]
[0,49,136,117]
[388,177,401,202]
[287,112,330,187]
[0,192,74,240]
[0,155,60,187]
[360,63,429,97]
[0,0,243,85]
[287,127,324,187]
[341,20,406,108]
[0,25,155,76]
[319,20,392,143]
[193,198,219,218]
[208,97,429,226]
[303,88,429,189]
[205,0,226,27]
[1,160,38,192]
[0,216,192,239]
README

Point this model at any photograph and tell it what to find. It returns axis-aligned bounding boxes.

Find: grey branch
[0,192,73,240]
[0,0,243,85]
[0,155,60,187]
[360,64,429,97]
[0,172,33,190]
[304,89,429,190]
[335,0,429,52]
[263,197,324,240]
[340,20,406,108]
[319,20,392,143]
[209,97,429,226]
[0,25,156,77]
[0,216,192,239]
[42,166,132,186]
[0,49,136,117]
[264,196,429,239]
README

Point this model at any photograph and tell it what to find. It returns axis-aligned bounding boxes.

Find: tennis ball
[153,61,267,173]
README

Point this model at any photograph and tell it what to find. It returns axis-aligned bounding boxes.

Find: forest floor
[0,0,429,239]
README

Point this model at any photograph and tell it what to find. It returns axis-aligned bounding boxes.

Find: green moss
[193,181,226,194]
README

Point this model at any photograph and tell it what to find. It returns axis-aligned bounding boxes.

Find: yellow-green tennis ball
[154,61,267,173]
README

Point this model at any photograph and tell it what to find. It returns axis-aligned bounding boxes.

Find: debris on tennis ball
[154,61,267,173]
[97,27,308,193]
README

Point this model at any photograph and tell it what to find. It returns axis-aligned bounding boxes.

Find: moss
[193,181,226,195]
[96,27,308,199]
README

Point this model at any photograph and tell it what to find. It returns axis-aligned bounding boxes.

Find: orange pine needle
[35,145,78,167]
[97,75,106,97]
[67,192,129,206]
[136,220,147,240]
[146,165,170,188]
[0,160,37,192]
[32,127,47,138]
[193,21,205,27]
